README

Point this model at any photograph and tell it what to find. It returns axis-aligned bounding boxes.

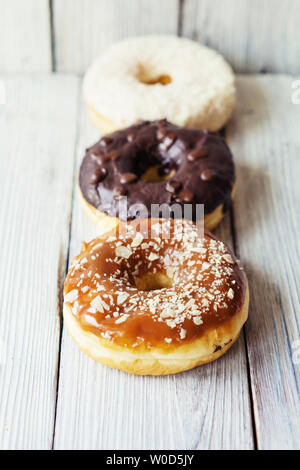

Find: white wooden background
[0,0,300,450]
[1,0,300,73]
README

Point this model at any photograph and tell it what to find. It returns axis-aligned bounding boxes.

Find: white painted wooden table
[0,73,299,450]
[1,0,300,453]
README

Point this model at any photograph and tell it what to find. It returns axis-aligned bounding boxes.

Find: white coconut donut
[83,35,236,134]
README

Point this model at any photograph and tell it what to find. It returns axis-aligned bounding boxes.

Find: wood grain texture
[0,0,51,72]
[182,0,300,74]
[1,0,299,74]
[227,75,300,449]
[53,103,253,450]
[0,75,79,449]
[2,73,299,449]
[53,0,179,73]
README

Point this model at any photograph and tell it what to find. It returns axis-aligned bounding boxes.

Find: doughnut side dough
[64,283,248,375]
[78,181,236,235]
[87,105,117,135]
[83,35,236,132]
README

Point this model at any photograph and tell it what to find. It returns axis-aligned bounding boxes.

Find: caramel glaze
[64,219,246,350]
[79,120,235,220]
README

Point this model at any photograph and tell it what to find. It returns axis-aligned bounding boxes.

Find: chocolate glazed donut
[79,120,235,231]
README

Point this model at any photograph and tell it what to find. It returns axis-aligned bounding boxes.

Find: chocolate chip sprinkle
[106,150,120,160]
[156,127,169,140]
[89,174,98,184]
[157,119,168,127]
[201,169,215,181]
[187,147,207,161]
[166,180,182,193]
[113,185,126,199]
[100,167,107,178]
[100,136,112,146]
[100,155,109,164]
[177,189,194,203]
[120,172,138,184]
[161,133,176,150]
[90,152,102,162]
[89,167,107,185]
[127,133,135,142]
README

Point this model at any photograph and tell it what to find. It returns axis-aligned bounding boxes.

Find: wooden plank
[227,75,300,449]
[0,75,79,449]
[0,0,51,72]
[53,104,253,450]
[53,0,179,73]
[182,0,300,74]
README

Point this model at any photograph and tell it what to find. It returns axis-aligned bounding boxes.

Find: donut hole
[134,272,173,291]
[141,165,176,183]
[138,73,172,86]
[136,64,172,86]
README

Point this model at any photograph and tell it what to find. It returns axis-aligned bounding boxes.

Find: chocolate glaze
[79,120,235,220]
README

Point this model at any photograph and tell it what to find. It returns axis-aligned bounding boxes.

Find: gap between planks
[0,74,80,449]
[49,0,57,72]
[229,205,258,449]
[51,81,82,449]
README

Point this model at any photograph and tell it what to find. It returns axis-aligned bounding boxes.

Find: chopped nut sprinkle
[115,314,129,324]
[115,245,132,259]
[227,288,234,299]
[148,252,159,261]
[131,232,144,247]
[64,289,78,303]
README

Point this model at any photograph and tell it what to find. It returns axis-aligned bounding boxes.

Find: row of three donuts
[64,36,248,375]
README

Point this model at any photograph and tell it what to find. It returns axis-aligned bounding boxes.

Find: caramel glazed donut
[79,120,236,233]
[83,35,236,133]
[64,218,249,375]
